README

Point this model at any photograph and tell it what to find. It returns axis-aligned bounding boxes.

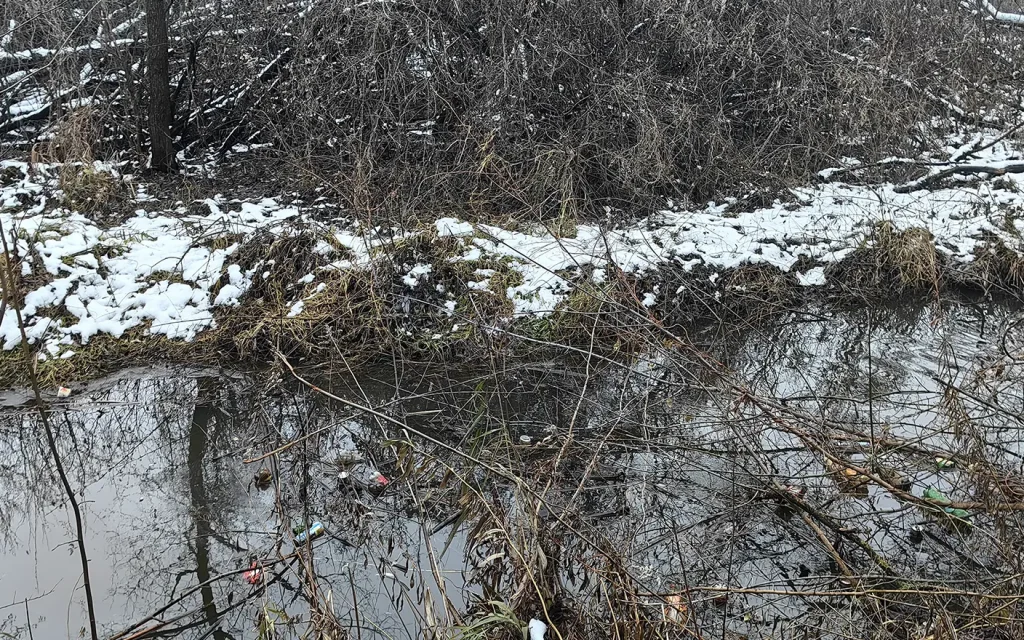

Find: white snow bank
[432,132,1024,315]
[1,125,1022,350]
[434,217,474,238]
[0,162,362,351]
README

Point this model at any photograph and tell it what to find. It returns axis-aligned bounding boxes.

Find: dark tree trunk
[145,0,176,171]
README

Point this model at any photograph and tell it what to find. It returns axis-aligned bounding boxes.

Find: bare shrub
[248,0,1024,221]
[6,0,1024,220]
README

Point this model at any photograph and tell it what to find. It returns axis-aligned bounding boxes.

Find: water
[1,299,1023,639]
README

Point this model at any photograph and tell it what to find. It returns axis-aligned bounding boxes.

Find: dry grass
[964,236,1024,296]
[873,222,940,289]
[10,0,1024,224]
[32,109,125,214]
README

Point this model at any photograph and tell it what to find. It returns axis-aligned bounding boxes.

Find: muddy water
[0,299,1022,639]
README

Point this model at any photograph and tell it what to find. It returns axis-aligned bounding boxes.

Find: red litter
[243,561,263,585]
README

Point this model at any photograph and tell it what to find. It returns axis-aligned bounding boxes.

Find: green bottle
[923,487,951,505]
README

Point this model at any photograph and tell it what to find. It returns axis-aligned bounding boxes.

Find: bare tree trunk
[145,0,176,171]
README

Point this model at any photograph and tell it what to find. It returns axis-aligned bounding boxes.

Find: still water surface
[0,299,1021,639]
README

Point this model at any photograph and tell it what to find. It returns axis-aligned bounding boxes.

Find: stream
[1,298,1023,639]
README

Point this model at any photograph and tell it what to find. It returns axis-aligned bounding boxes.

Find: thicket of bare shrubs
[3,0,1024,221]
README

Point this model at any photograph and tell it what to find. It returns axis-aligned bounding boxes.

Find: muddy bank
[2,299,1024,639]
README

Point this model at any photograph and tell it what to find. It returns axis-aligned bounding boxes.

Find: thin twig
[0,219,99,640]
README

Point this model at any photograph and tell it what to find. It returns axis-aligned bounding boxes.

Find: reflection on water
[0,299,1022,639]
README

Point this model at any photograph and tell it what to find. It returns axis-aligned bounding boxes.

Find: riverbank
[1,127,1024,385]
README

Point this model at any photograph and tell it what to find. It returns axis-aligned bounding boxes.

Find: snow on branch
[979,0,1024,25]
[894,162,1024,193]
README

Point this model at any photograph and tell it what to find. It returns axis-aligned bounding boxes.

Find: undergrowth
[6,0,1024,223]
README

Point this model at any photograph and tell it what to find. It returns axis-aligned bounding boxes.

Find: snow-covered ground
[0,162,400,356]
[1,129,1022,356]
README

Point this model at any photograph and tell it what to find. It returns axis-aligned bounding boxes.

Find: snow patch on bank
[0,164,315,353]
[445,179,1019,315]
[1,127,1023,350]
[425,132,1024,315]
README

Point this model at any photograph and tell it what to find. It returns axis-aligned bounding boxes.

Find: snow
[402,264,432,287]
[2,125,1024,349]
[796,267,827,287]
[421,132,1024,316]
[435,217,474,238]
[0,162,302,347]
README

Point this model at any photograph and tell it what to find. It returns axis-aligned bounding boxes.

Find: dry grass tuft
[873,222,940,289]
[33,109,124,213]
[826,222,942,298]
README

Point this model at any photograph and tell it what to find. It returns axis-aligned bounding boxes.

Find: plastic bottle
[295,521,325,545]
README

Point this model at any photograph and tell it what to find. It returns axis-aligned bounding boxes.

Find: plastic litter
[662,594,689,625]
[527,618,547,640]
[943,507,971,519]
[243,560,263,585]
[935,457,956,470]
[339,462,389,491]
[57,386,71,398]
[834,466,869,496]
[294,521,325,545]
[909,524,925,544]
[891,474,913,491]
[923,487,952,505]
[781,484,806,498]
[335,450,365,466]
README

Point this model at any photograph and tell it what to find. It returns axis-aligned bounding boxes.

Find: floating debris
[335,450,365,466]
[253,468,272,491]
[527,618,548,640]
[877,466,913,491]
[339,462,389,492]
[923,487,952,505]
[781,484,806,499]
[943,507,971,520]
[890,473,913,491]
[909,524,925,544]
[662,594,689,625]
[832,464,869,495]
[294,521,325,545]
[243,560,263,585]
